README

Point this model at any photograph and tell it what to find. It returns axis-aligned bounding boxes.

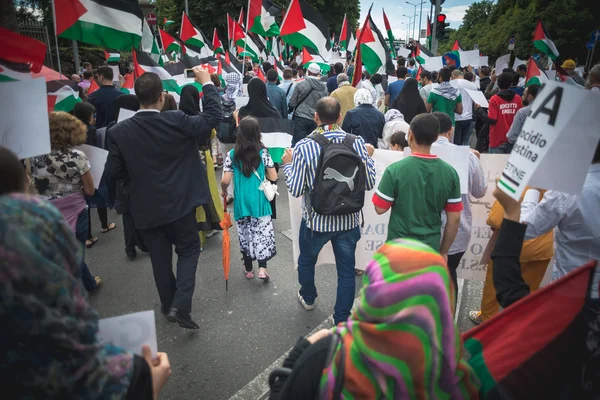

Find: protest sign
[397,48,412,59]
[495,54,510,73]
[459,50,481,67]
[498,81,600,200]
[75,144,108,189]
[117,108,136,123]
[288,150,506,280]
[98,310,157,357]
[479,56,489,68]
[404,145,470,194]
[421,55,443,72]
[235,96,249,109]
[466,89,489,108]
[0,78,51,159]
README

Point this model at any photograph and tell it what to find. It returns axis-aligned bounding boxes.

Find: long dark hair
[234,116,264,177]
[399,77,421,105]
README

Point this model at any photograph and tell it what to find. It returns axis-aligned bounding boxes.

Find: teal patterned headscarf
[0,194,135,398]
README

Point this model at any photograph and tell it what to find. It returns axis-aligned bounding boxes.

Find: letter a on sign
[531,86,563,126]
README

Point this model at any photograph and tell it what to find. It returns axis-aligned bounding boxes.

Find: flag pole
[240,6,249,78]
[51,0,62,76]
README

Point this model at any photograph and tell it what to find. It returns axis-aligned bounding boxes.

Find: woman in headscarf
[238,77,282,219]
[341,88,385,148]
[220,73,242,202]
[268,238,481,400]
[390,77,427,123]
[179,85,223,250]
[0,194,171,399]
[379,109,410,150]
[30,112,101,292]
[73,101,116,249]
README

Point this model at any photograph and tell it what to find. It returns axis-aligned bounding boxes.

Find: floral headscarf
[354,88,373,107]
[320,238,480,399]
[385,108,405,123]
[0,194,136,398]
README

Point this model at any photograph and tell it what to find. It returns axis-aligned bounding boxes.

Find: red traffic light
[437,13,447,23]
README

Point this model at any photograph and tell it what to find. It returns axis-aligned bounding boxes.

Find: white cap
[307,63,321,75]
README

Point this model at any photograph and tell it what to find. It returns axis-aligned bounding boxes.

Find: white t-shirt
[451,78,479,121]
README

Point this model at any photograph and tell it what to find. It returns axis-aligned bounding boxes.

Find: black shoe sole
[166,312,199,329]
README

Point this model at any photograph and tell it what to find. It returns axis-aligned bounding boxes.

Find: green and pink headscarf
[320,238,480,399]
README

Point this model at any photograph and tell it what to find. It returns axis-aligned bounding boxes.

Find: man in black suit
[105,67,223,329]
[88,66,122,128]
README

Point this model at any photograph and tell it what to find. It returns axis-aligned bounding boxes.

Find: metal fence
[18,20,54,70]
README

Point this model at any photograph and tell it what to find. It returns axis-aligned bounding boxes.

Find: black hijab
[391,77,427,123]
[179,85,201,115]
[239,77,281,119]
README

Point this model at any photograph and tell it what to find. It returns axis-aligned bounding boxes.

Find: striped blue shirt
[283,125,377,232]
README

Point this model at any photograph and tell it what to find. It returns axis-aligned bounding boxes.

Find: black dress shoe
[166,308,199,329]
[126,248,137,260]
[160,305,170,316]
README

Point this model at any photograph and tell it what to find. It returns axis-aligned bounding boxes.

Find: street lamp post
[403,14,413,40]
[406,1,426,40]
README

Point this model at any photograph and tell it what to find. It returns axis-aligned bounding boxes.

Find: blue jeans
[75,209,97,291]
[297,219,361,324]
[454,120,475,146]
[489,142,513,154]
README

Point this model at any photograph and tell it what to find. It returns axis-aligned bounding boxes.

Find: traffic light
[436,13,449,39]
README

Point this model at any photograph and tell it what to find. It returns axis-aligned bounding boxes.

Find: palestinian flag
[347,31,356,53]
[0,27,47,73]
[355,12,395,76]
[104,50,120,63]
[232,20,263,62]
[269,37,282,61]
[120,73,135,94]
[180,12,209,49]
[88,78,100,94]
[238,7,246,28]
[212,28,224,55]
[525,58,548,87]
[0,59,32,82]
[247,0,280,37]
[222,50,244,75]
[339,14,349,51]
[160,28,185,55]
[463,261,596,398]
[382,9,397,59]
[257,117,294,163]
[164,19,175,27]
[133,49,180,93]
[302,46,330,73]
[533,21,559,61]
[141,19,163,66]
[54,0,143,50]
[415,65,423,81]
[426,17,432,50]
[47,80,81,113]
[452,40,462,51]
[281,0,331,60]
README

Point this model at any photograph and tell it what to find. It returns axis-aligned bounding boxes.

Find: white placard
[235,96,249,109]
[98,310,157,357]
[288,152,509,280]
[459,50,481,67]
[397,48,412,59]
[546,70,556,81]
[75,144,108,189]
[420,54,443,72]
[110,65,120,82]
[242,83,249,96]
[479,56,489,67]
[404,145,470,194]
[512,57,525,70]
[498,81,600,199]
[466,89,489,108]
[494,54,510,73]
[0,78,51,159]
[117,108,136,123]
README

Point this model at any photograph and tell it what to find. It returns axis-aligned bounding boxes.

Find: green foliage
[440,0,598,65]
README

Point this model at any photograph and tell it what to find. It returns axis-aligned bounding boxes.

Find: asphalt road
[87,170,484,400]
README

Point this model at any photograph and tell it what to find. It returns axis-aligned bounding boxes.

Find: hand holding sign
[498,81,600,200]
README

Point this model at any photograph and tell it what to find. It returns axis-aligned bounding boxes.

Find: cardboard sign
[288,151,507,280]
[466,89,489,108]
[498,81,600,199]
[0,78,51,159]
[75,144,108,189]
[404,145,470,194]
[98,310,157,357]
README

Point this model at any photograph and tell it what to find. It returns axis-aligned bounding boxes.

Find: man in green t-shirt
[426,67,463,126]
[372,113,462,260]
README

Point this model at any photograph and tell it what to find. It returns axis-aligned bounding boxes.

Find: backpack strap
[308,133,331,149]
[342,133,357,150]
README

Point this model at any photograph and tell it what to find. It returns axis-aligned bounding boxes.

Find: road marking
[229,279,464,400]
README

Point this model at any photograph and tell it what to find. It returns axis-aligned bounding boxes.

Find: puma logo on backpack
[309,133,366,216]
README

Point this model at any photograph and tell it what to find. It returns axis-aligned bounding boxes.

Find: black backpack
[309,133,366,216]
[217,100,237,143]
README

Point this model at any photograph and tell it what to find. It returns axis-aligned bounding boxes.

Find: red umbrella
[220,194,232,290]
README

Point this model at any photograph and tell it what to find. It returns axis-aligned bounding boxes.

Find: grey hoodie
[289,76,328,120]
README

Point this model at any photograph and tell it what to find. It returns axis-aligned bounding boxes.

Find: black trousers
[139,211,201,313]
[447,251,465,308]
[87,207,108,239]
[123,212,147,252]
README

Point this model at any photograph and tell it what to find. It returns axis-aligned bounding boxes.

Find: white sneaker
[205,229,218,238]
[297,290,315,311]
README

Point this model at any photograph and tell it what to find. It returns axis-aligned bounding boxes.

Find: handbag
[253,169,279,201]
